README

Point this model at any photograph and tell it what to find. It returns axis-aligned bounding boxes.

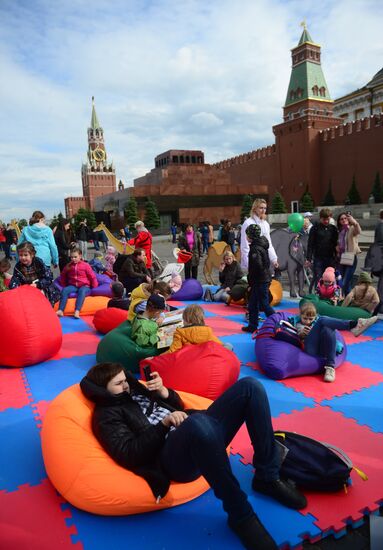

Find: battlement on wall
[212,144,276,169]
[320,113,382,141]
[65,196,86,202]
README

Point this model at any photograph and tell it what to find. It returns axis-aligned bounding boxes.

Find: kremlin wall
[65,28,383,228]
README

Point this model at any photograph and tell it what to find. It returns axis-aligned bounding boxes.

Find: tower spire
[90,96,101,130]
[284,27,332,118]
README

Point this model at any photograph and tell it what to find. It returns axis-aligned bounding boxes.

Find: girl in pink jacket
[57,247,98,318]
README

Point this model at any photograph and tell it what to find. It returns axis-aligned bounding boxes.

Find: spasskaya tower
[81,97,116,211]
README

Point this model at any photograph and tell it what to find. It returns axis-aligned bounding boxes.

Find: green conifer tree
[144,197,161,229]
[73,208,97,231]
[124,197,139,229]
[271,192,287,214]
[371,171,383,203]
[300,186,315,212]
[240,195,253,222]
[346,175,362,205]
[322,180,336,206]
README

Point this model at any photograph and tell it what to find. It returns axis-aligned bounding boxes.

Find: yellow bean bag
[41,384,212,515]
[54,296,109,316]
[269,279,283,306]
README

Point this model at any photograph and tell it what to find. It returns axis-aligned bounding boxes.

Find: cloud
[0,0,382,221]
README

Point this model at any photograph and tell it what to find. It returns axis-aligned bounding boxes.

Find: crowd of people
[1,203,383,550]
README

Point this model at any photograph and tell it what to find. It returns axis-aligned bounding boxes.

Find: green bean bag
[301,295,371,320]
[96,321,161,373]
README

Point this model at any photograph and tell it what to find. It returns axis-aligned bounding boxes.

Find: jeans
[78,240,88,260]
[310,257,335,293]
[304,316,351,367]
[202,237,209,254]
[339,256,357,296]
[160,377,279,524]
[213,288,230,303]
[59,285,90,312]
[248,282,275,330]
[184,261,198,279]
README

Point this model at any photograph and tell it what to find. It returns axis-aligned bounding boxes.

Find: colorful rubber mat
[1,298,382,549]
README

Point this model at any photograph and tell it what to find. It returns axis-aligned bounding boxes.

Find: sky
[0,0,382,221]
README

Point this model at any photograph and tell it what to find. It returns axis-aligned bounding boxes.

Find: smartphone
[346,211,352,216]
[143,365,152,382]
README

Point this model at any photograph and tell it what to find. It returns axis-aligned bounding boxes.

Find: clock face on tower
[93,147,106,162]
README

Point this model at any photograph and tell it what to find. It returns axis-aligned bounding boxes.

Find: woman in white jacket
[240,199,278,270]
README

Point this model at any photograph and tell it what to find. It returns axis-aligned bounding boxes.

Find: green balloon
[287,213,304,233]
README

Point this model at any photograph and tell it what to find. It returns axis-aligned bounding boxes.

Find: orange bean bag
[93,307,127,333]
[0,286,62,367]
[54,296,109,316]
[41,384,212,515]
[140,341,240,400]
[269,279,283,306]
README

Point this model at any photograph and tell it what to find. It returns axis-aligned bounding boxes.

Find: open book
[157,309,185,349]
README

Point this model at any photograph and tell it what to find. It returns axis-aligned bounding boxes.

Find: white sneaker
[324,366,336,383]
[56,310,63,317]
[351,316,378,337]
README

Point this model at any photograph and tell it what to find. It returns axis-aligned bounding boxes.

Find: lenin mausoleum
[65,27,383,228]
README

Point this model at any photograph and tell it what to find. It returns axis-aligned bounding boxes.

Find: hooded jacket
[80,374,185,500]
[165,325,223,354]
[247,236,271,285]
[18,224,59,267]
[59,260,98,289]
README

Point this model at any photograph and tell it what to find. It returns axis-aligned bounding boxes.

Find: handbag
[340,252,355,266]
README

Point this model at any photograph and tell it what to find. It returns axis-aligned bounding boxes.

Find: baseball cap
[147,294,166,310]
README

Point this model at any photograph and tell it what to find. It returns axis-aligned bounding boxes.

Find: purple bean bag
[256,312,347,380]
[168,278,203,301]
[54,273,113,298]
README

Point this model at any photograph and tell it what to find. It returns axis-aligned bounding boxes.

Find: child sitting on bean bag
[316,267,342,305]
[57,247,98,318]
[107,282,130,311]
[288,300,377,382]
[168,271,182,294]
[165,304,226,354]
[128,280,171,322]
[9,242,60,306]
[342,271,379,314]
[131,294,166,347]
[89,252,106,274]
[0,258,11,292]
[104,246,117,273]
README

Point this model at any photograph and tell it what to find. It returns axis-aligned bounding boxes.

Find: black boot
[228,513,278,550]
[252,478,307,510]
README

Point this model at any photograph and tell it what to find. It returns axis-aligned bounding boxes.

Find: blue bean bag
[256,312,347,380]
[54,273,112,298]
[169,278,203,301]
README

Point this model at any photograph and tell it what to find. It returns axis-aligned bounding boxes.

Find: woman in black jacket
[80,362,306,550]
[205,251,246,303]
[54,219,74,272]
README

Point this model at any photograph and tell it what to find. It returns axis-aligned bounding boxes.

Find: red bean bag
[41,384,212,515]
[93,308,127,334]
[0,286,62,367]
[140,341,240,400]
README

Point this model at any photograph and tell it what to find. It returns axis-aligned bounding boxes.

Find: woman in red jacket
[57,247,98,318]
[130,221,153,269]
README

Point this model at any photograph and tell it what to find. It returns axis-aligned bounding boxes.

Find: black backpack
[275,431,367,492]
